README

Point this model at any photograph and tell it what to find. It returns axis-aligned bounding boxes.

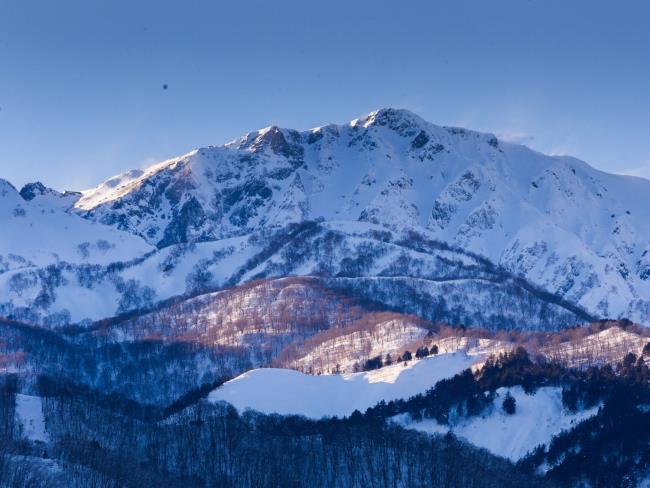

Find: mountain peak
[356,108,426,131]
[0,178,18,195]
[20,181,52,201]
[233,124,304,162]
[19,181,82,210]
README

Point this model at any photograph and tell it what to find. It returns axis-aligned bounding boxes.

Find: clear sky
[1,0,649,191]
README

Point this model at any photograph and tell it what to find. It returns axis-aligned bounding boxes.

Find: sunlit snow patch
[209,352,475,419]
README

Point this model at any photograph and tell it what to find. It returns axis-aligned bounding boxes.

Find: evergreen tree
[502,392,516,415]
[364,356,383,371]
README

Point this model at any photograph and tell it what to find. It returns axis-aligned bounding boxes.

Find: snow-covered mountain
[0,178,153,272]
[2,108,649,327]
[1,107,648,487]
[72,108,650,323]
[0,221,588,329]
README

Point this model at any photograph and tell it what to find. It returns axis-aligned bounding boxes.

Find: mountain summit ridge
[53,108,650,323]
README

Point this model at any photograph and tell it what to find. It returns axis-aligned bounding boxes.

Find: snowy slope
[15,394,48,442]
[283,317,429,374]
[209,353,475,418]
[0,221,587,329]
[0,179,153,272]
[209,358,600,461]
[90,275,429,368]
[396,386,599,461]
[541,325,649,368]
[71,109,650,324]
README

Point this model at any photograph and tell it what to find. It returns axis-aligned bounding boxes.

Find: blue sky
[1,0,649,191]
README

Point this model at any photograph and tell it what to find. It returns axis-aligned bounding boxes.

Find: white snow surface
[0,179,153,271]
[209,352,475,419]
[0,232,255,324]
[15,394,48,442]
[396,386,599,461]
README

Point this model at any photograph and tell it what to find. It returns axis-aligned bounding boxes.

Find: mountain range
[1,109,649,487]
[2,108,650,328]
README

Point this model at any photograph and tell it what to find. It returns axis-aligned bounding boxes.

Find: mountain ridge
[60,108,650,323]
[3,108,650,324]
